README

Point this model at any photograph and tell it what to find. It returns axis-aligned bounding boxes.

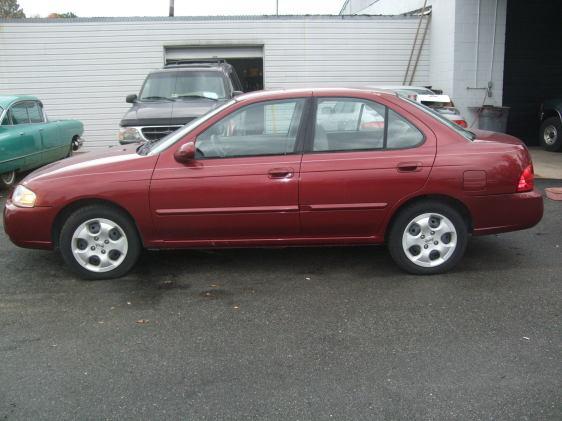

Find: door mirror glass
[174,141,196,163]
[126,94,138,103]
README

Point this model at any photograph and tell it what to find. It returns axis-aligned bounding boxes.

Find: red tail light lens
[452,119,468,128]
[517,164,534,192]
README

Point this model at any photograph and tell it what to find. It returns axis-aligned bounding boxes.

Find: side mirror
[126,94,138,104]
[232,91,244,97]
[174,141,196,163]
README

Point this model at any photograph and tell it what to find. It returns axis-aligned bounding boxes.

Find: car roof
[234,88,396,102]
[369,85,435,93]
[150,64,230,74]
[0,95,39,108]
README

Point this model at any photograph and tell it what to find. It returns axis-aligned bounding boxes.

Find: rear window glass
[405,97,476,141]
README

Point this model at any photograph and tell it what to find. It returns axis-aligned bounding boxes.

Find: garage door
[165,45,263,61]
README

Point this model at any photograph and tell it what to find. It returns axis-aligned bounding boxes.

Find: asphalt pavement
[1,179,561,420]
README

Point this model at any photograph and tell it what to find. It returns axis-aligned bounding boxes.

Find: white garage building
[0,15,430,149]
[1,0,560,149]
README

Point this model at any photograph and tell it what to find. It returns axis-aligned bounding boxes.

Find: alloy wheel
[402,212,458,268]
[71,218,128,273]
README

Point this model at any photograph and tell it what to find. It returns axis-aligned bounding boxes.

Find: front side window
[10,103,30,125]
[313,98,423,152]
[0,108,10,126]
[196,99,306,159]
[140,70,227,101]
[27,101,44,123]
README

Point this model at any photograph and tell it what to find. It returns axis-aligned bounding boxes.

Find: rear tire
[59,205,141,280]
[1,171,16,189]
[539,117,562,152]
[388,200,468,275]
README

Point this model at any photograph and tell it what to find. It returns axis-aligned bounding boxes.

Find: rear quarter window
[386,109,424,149]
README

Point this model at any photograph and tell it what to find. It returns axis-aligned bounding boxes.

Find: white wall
[347,0,507,125]
[0,16,430,149]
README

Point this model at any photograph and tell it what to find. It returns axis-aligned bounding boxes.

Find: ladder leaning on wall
[403,1,432,86]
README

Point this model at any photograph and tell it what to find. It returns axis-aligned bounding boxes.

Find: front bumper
[3,200,56,250]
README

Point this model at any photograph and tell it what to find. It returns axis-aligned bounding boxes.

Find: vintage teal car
[0,95,84,187]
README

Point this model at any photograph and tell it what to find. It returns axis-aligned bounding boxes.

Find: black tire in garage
[539,116,562,152]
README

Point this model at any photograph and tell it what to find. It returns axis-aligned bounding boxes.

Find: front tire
[388,200,468,275]
[59,205,141,280]
[539,117,562,151]
[1,171,16,188]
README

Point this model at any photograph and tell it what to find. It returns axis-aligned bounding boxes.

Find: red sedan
[3,89,543,279]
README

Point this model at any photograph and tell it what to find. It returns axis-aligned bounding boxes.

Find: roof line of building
[0,14,418,24]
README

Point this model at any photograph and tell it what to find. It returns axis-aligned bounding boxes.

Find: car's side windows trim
[304,96,426,154]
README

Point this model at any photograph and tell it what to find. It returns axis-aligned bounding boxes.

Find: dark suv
[118,60,243,144]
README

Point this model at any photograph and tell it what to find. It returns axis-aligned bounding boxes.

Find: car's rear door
[150,95,311,243]
[29,101,64,163]
[299,94,436,239]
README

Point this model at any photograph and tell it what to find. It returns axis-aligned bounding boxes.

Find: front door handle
[268,167,294,179]
[397,162,422,172]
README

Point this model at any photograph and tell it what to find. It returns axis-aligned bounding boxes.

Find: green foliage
[0,0,26,18]
[48,12,78,18]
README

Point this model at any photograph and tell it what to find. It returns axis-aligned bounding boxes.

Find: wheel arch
[384,194,473,241]
[51,198,144,249]
[541,109,562,123]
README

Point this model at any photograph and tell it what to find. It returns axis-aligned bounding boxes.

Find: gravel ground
[0,179,561,420]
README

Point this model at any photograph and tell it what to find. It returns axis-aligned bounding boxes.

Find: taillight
[452,119,468,128]
[517,164,534,192]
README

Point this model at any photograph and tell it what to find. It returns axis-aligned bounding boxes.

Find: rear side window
[313,97,424,152]
[386,109,424,149]
[27,102,44,123]
[10,103,30,125]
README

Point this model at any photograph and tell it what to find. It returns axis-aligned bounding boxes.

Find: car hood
[120,98,228,127]
[22,145,157,187]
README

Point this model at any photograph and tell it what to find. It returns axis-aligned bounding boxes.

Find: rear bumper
[3,200,55,250]
[469,189,543,235]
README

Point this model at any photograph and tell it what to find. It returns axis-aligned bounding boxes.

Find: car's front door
[2,102,42,171]
[150,97,310,244]
[299,95,436,238]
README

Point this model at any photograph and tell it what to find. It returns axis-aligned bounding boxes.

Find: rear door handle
[397,162,422,172]
[268,167,294,179]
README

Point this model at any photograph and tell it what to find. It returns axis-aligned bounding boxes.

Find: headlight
[12,185,37,208]
[118,127,143,143]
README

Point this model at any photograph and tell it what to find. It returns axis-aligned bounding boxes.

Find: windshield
[404,97,476,141]
[139,70,227,101]
[140,99,236,155]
